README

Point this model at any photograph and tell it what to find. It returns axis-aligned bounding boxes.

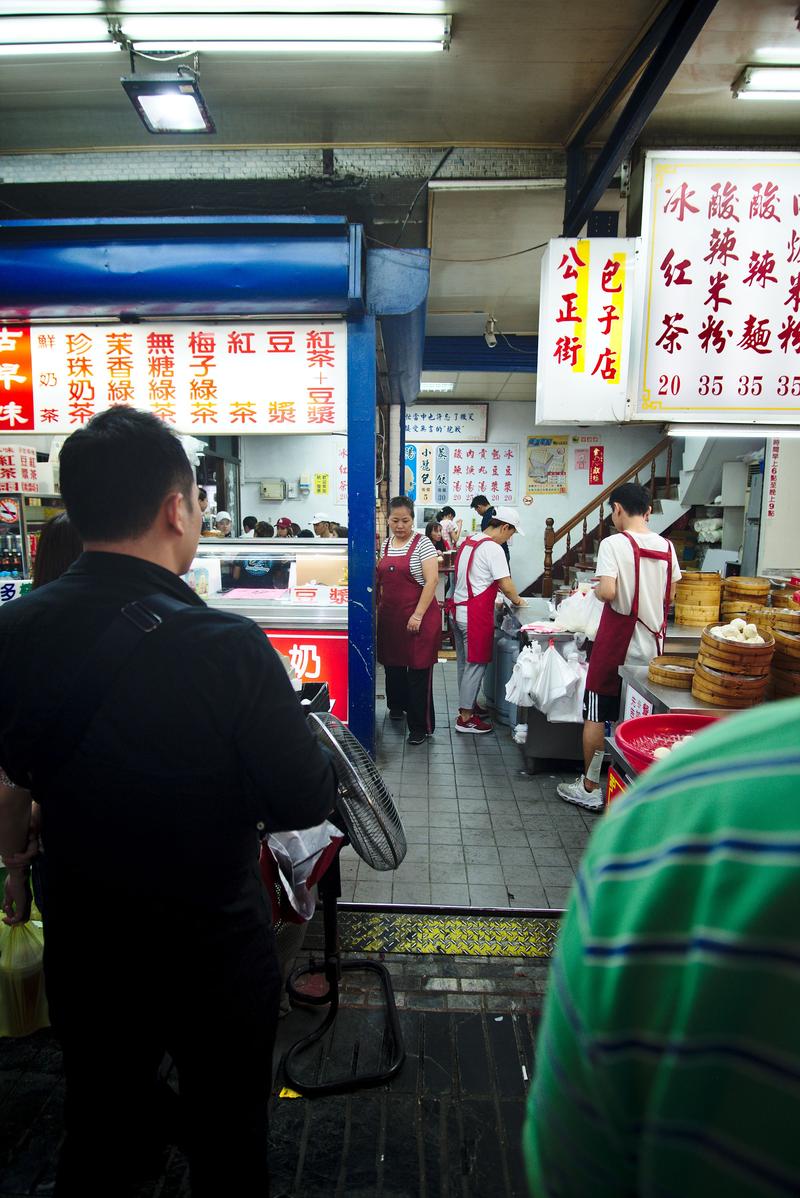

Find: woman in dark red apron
[376,497,441,745]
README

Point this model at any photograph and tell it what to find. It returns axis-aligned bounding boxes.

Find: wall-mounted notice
[0,322,347,434]
[589,445,604,485]
[537,237,636,423]
[405,442,518,506]
[405,404,488,443]
[526,436,568,495]
[636,150,800,423]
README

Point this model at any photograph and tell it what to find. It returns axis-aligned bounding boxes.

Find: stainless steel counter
[619,665,731,717]
[664,621,704,653]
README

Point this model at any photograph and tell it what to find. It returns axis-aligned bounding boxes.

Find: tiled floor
[340,663,602,910]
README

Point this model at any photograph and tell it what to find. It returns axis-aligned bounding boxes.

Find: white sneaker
[556,776,605,811]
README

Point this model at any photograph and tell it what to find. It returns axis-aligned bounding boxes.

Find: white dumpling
[653,745,671,760]
[745,623,758,638]
[731,618,747,631]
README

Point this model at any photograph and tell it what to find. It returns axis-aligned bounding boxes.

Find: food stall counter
[663,622,704,654]
[619,664,732,720]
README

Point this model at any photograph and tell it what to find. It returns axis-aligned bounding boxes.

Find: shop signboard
[537,237,636,423]
[264,629,349,721]
[405,404,488,443]
[406,441,518,506]
[0,444,38,494]
[527,436,567,495]
[0,321,347,435]
[635,150,800,423]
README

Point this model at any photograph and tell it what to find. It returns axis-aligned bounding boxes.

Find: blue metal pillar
[347,314,377,753]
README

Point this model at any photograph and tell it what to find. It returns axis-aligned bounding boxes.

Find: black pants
[45,897,281,1198]
[385,664,435,736]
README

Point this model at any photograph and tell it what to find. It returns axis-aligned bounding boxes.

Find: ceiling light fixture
[732,65,800,100]
[419,382,455,393]
[121,69,216,133]
[667,424,800,438]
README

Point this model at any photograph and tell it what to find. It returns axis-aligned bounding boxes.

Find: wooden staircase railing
[538,437,673,598]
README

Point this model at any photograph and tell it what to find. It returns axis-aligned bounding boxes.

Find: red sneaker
[474,702,490,718]
[455,714,493,734]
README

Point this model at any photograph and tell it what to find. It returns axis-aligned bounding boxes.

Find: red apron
[585,531,673,696]
[376,533,441,669]
[446,535,499,664]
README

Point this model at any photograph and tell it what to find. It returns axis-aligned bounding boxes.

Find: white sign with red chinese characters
[405,442,519,507]
[537,237,636,423]
[636,151,800,423]
[405,404,488,443]
[623,686,654,722]
[0,322,347,435]
[0,444,38,494]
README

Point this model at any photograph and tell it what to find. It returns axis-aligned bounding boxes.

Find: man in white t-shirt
[450,506,526,734]
[558,482,680,811]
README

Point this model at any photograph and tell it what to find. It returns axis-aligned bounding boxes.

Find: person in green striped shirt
[525,697,800,1197]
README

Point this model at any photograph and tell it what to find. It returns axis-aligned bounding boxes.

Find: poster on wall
[635,151,800,423]
[526,436,568,495]
[0,444,38,494]
[536,237,636,424]
[405,442,518,506]
[404,404,488,442]
[589,445,604,485]
[0,321,347,435]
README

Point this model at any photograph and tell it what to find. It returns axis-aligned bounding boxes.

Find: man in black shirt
[470,494,510,565]
[0,409,337,1197]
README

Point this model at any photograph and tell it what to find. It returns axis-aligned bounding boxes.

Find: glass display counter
[189,537,350,719]
[0,493,66,579]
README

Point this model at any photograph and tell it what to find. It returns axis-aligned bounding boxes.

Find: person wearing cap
[447,506,526,734]
[275,517,294,538]
[214,511,232,538]
[471,494,512,565]
[311,512,336,539]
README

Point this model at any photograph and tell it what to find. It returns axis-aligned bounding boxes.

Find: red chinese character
[556,293,581,323]
[552,336,582,365]
[655,312,688,354]
[146,332,175,353]
[785,272,800,315]
[227,331,255,354]
[795,195,800,217]
[738,315,772,355]
[40,408,59,423]
[778,316,800,354]
[742,250,777,289]
[189,379,219,423]
[707,181,739,223]
[662,182,699,221]
[601,259,622,293]
[704,227,739,266]
[108,382,134,405]
[67,356,92,379]
[65,332,92,355]
[267,331,296,353]
[591,348,618,380]
[190,355,215,378]
[268,401,296,424]
[557,246,586,280]
[659,249,692,286]
[698,316,729,354]
[597,305,620,336]
[307,388,334,404]
[230,402,257,424]
[788,231,800,265]
[749,182,780,222]
[329,587,348,606]
[705,272,731,313]
[306,329,336,368]
[308,405,336,425]
[149,357,175,379]
[188,331,216,355]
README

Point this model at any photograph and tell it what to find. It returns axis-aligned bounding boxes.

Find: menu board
[405,442,518,506]
[0,321,347,435]
[636,151,800,423]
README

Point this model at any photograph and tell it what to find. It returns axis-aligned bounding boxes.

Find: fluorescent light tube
[119,12,449,45]
[0,15,109,42]
[132,39,444,53]
[0,41,120,56]
[667,424,800,438]
[419,382,455,393]
[733,65,800,99]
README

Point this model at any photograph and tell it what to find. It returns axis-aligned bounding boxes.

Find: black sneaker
[389,709,404,721]
[407,731,427,745]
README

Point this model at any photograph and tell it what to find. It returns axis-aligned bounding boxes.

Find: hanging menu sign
[0,321,347,435]
[405,404,488,443]
[635,151,800,423]
[405,442,518,506]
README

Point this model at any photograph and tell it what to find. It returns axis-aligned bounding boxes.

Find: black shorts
[583,684,621,724]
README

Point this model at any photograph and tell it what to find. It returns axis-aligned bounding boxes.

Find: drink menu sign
[636,151,800,423]
[0,321,347,435]
[405,442,518,507]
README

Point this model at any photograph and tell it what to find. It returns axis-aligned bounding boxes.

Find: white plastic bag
[555,588,604,640]
[266,821,344,922]
[532,644,582,716]
[547,659,588,723]
[504,643,543,708]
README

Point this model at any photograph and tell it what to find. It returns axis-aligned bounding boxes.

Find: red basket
[615,712,720,774]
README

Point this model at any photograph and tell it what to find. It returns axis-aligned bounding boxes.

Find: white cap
[215,510,231,523]
[311,511,332,524]
[491,506,525,535]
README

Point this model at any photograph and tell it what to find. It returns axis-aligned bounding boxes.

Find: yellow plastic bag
[0,919,50,1037]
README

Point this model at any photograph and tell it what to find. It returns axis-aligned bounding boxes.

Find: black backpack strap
[33,592,192,787]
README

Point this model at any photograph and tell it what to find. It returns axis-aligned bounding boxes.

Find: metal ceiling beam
[563,0,719,237]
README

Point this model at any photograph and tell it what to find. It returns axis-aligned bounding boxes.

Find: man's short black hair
[242,516,258,532]
[59,408,195,541]
[608,482,652,518]
[470,495,489,510]
[198,487,207,503]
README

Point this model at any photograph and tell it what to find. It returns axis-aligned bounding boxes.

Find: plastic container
[492,634,520,726]
[615,712,720,774]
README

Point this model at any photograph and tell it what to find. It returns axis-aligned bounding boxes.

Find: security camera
[484,316,498,348]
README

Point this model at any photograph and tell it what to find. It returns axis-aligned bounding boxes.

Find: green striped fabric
[525,697,800,1197]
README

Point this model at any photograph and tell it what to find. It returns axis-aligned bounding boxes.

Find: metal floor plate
[337,907,560,958]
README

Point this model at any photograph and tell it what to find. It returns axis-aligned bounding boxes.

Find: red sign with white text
[0,326,34,432]
[264,628,349,722]
[606,765,627,804]
[588,444,604,485]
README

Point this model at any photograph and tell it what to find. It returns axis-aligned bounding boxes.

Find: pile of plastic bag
[505,640,587,723]
[555,588,604,640]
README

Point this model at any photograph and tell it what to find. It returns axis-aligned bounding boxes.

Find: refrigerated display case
[189,537,350,720]
[0,493,65,579]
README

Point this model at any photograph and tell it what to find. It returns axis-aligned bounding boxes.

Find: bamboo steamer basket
[695,624,775,678]
[722,576,771,604]
[674,573,721,626]
[648,654,696,690]
[773,628,800,660]
[674,601,720,627]
[692,675,766,709]
[745,605,800,633]
[771,665,800,698]
[694,661,769,699]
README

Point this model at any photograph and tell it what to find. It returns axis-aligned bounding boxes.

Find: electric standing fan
[282,711,407,1096]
